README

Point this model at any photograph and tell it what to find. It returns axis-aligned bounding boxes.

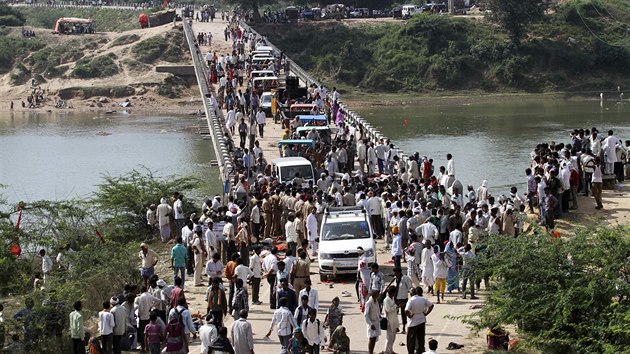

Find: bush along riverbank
[0,170,199,353]
[255,0,630,94]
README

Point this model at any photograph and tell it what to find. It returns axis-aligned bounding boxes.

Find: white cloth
[302,318,326,346]
[249,253,263,278]
[234,264,253,284]
[199,323,218,354]
[269,306,297,336]
[231,318,254,353]
[405,295,433,327]
[298,288,319,311]
[42,255,53,274]
[364,297,381,339]
[136,292,160,320]
[285,220,298,243]
[306,213,318,241]
[173,199,184,219]
[603,135,620,163]
[98,310,115,335]
[156,200,171,226]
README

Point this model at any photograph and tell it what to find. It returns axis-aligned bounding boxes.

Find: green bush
[256,0,630,93]
[461,227,630,354]
[0,4,25,26]
[132,28,186,64]
[111,33,140,47]
[71,53,119,79]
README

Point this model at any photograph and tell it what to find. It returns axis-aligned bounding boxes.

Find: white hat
[156,279,167,288]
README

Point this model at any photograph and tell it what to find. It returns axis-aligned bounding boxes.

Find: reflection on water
[359,99,630,195]
[0,111,218,202]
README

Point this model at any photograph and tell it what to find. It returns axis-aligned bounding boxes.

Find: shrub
[111,33,140,47]
[72,53,119,79]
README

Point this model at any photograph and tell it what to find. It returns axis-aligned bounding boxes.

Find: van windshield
[279,165,313,182]
[322,220,371,240]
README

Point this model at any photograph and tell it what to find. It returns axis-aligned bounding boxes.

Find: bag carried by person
[380,317,388,330]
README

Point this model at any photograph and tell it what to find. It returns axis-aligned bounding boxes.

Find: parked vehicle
[318,207,377,281]
[349,7,369,18]
[271,157,315,187]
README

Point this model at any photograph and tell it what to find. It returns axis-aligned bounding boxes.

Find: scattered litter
[340,291,351,297]
[469,304,484,309]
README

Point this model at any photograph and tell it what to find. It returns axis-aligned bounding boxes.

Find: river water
[1,99,628,203]
[359,98,630,196]
[0,111,218,203]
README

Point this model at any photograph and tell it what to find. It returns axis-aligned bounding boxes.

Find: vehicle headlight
[364,249,374,258]
[319,252,331,260]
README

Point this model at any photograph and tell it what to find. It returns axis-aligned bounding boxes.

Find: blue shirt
[171,243,187,268]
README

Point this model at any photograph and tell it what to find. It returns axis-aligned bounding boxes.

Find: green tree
[484,0,547,45]
[462,227,630,353]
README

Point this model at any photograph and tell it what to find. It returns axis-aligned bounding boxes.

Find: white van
[271,157,314,187]
[402,4,422,17]
[318,207,377,281]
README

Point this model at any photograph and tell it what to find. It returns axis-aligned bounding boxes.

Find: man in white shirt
[199,314,218,354]
[306,208,319,257]
[446,153,455,188]
[99,301,115,353]
[256,107,266,138]
[357,139,367,174]
[298,279,319,311]
[249,246,263,305]
[234,258,254,290]
[302,308,326,353]
[39,249,53,288]
[226,108,236,134]
[205,220,217,258]
[416,220,438,245]
[173,194,185,238]
[367,192,384,239]
[136,286,161,352]
[285,213,298,257]
[232,310,255,354]
[405,287,434,354]
[265,297,297,352]
[263,248,279,309]
[156,198,172,243]
[364,290,382,354]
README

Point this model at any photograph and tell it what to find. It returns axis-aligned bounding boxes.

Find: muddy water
[0,111,218,202]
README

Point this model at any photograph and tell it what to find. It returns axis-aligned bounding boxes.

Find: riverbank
[0,24,201,114]
[342,90,627,109]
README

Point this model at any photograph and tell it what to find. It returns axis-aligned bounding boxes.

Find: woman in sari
[445,241,460,293]
[331,325,350,354]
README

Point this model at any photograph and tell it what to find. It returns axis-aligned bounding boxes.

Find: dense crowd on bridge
[5,10,628,354]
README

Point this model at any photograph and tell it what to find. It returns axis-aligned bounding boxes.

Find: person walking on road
[405,287,434,354]
[266,297,298,353]
[231,310,254,354]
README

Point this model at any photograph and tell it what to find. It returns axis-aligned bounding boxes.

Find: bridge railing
[239,21,410,167]
[182,19,233,191]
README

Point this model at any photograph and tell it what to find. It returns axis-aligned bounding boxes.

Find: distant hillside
[255,0,630,93]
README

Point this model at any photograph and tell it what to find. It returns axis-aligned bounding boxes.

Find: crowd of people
[3,10,626,354]
[527,128,629,229]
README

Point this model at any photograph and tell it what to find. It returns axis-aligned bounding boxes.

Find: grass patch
[131,28,186,64]
[0,33,45,73]
[111,33,140,47]
[17,7,142,32]
[72,53,119,78]
[121,58,150,72]
[156,75,186,98]
[0,4,25,26]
